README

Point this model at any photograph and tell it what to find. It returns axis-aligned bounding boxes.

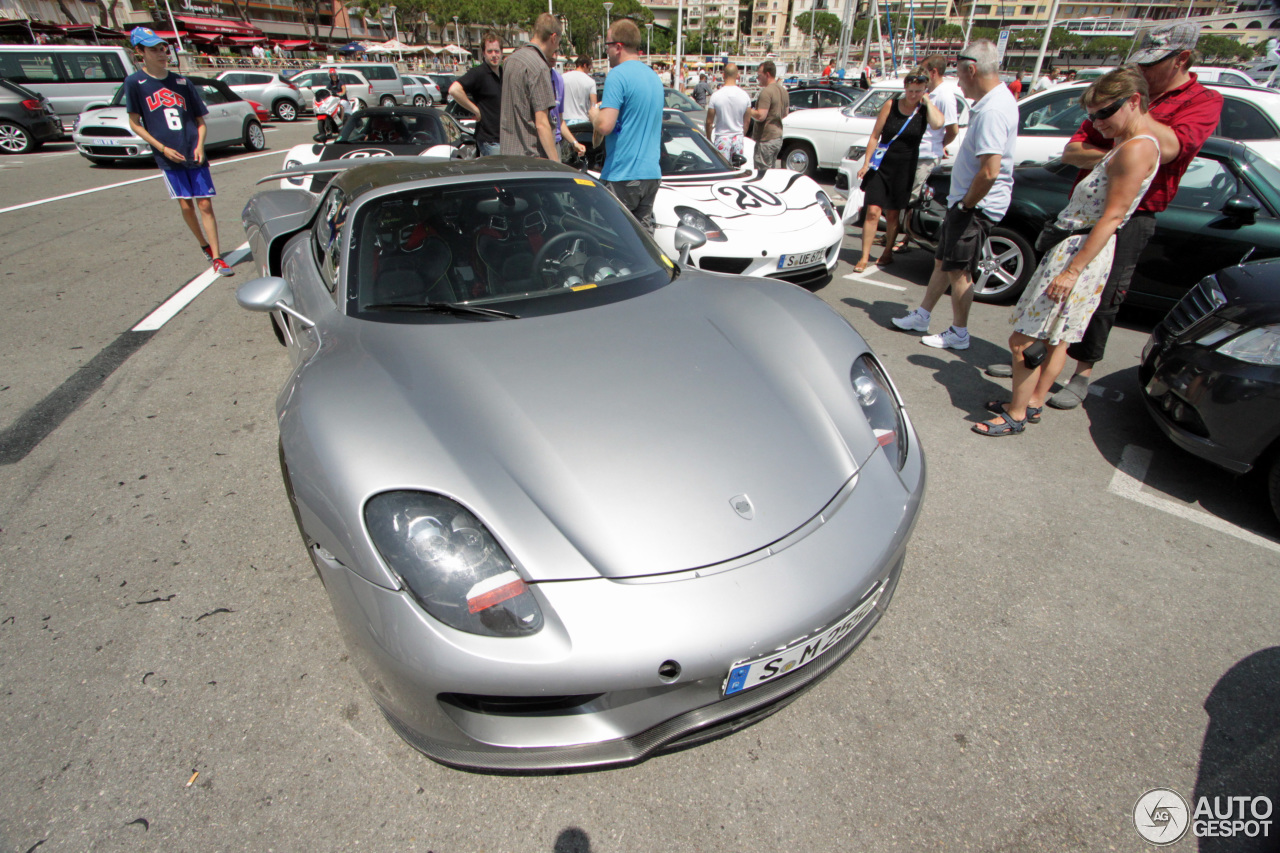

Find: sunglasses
[604,41,624,48]
[957,54,977,63]
[1086,98,1126,123]
[904,74,928,84]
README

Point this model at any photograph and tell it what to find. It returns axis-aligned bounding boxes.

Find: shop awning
[172,14,263,37]
[227,35,268,44]
[58,23,127,40]
[0,17,66,39]
[275,39,320,50]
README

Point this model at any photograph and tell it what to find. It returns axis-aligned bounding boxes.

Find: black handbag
[1035,220,1091,253]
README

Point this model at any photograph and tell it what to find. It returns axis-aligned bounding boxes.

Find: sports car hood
[300,277,879,581]
[660,170,829,229]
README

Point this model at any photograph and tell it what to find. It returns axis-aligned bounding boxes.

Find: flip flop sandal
[853,261,869,273]
[985,400,1042,424]
[877,254,895,267]
[971,412,1026,436]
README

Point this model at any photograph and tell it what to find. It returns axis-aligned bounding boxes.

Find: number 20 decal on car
[713,183,786,215]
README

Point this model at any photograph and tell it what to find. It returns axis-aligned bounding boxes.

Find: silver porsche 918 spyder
[237,157,925,771]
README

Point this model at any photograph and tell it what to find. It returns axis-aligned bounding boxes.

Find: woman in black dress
[852,73,945,272]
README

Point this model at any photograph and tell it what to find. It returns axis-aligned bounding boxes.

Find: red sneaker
[200,244,214,262]
[212,258,234,277]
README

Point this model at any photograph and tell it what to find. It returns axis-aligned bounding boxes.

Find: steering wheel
[673,151,700,173]
[532,230,601,286]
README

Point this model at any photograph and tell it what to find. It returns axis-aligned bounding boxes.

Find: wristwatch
[958,202,976,214]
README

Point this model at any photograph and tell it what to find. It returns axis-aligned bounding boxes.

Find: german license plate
[778,248,825,269]
[94,138,124,146]
[723,583,884,696]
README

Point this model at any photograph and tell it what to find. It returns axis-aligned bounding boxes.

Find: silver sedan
[237,157,925,771]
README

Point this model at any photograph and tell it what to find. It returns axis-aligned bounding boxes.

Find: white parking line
[842,272,906,290]
[1107,444,1280,554]
[132,243,252,331]
[0,149,285,215]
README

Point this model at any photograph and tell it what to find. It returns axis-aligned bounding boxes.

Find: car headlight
[284,159,304,185]
[73,115,82,132]
[846,145,866,160]
[850,355,908,471]
[674,206,727,241]
[816,191,837,224]
[1217,324,1280,365]
[364,491,543,638]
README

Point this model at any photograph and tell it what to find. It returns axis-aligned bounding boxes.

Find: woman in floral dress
[974,66,1164,436]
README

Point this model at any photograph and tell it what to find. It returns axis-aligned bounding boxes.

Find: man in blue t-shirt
[589,19,662,232]
[124,27,233,275]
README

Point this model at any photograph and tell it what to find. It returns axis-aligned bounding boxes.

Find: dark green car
[906,137,1280,310]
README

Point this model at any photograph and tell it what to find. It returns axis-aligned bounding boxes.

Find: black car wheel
[273,99,299,122]
[781,140,817,177]
[244,119,267,152]
[0,121,35,155]
[972,227,1035,304]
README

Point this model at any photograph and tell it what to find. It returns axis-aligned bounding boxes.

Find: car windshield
[844,88,897,118]
[664,89,700,112]
[349,176,673,315]
[659,122,734,175]
[338,111,445,145]
[1240,143,1280,191]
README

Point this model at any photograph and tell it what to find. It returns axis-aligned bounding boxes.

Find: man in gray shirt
[691,73,712,106]
[499,13,560,160]
[891,39,1019,351]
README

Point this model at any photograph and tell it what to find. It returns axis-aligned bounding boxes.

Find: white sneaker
[922,327,970,350]
[891,310,930,332]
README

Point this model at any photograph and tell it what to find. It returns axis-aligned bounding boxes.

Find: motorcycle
[313,88,346,142]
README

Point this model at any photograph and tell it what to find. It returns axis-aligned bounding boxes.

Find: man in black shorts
[891,40,1018,351]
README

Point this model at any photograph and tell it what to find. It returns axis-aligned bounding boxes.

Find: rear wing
[256,155,458,185]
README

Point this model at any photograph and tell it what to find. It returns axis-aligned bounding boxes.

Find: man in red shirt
[1005,24,1222,408]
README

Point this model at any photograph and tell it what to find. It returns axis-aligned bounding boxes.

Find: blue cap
[130,27,167,47]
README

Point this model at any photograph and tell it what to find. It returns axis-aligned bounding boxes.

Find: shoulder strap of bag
[882,103,921,150]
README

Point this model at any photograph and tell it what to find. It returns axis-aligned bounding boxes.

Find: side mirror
[730,152,747,167]
[674,224,708,266]
[237,276,315,327]
[1223,193,1260,222]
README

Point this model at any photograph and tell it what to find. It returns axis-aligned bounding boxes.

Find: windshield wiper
[363,302,519,319]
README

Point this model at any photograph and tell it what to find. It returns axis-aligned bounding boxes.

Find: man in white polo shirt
[890,40,1018,351]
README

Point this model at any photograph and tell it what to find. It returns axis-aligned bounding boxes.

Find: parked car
[0,44,132,131]
[427,73,454,100]
[569,117,844,288]
[235,157,924,771]
[71,76,265,165]
[1010,80,1280,169]
[402,73,442,105]
[788,84,864,112]
[214,69,303,121]
[904,137,1280,307]
[0,77,64,154]
[664,86,706,128]
[277,105,476,193]
[332,61,405,105]
[1192,66,1267,88]
[289,68,375,112]
[1139,258,1280,523]
[781,79,972,176]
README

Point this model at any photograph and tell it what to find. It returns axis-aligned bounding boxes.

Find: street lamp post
[603,1,613,58]
[646,21,653,56]
[453,14,460,47]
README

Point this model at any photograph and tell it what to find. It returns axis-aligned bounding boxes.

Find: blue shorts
[162,165,216,199]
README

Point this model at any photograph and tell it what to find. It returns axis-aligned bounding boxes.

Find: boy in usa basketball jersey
[124,27,234,276]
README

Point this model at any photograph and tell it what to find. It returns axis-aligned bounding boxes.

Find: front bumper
[677,222,844,286]
[1140,336,1280,474]
[72,129,151,160]
[307,422,925,771]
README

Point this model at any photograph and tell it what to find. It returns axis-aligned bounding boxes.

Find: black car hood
[1217,259,1280,327]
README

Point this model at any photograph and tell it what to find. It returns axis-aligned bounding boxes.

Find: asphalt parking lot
[1,122,1277,852]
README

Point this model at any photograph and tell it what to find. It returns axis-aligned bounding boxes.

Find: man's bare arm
[449,82,480,118]
[959,152,1002,209]
[1062,140,1108,168]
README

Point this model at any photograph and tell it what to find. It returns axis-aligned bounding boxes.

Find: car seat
[471,197,549,295]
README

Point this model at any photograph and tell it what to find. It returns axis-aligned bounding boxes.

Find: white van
[0,44,135,130]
